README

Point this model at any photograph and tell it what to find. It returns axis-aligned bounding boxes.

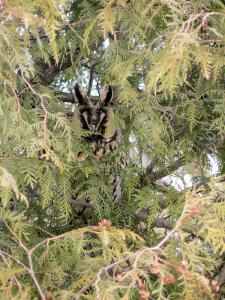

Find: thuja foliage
[0,0,225,299]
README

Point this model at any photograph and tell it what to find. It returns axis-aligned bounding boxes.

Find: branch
[216,263,225,287]
[54,91,101,104]
[76,200,197,298]
[173,122,190,141]
[143,130,225,186]
[86,226,179,299]
[87,62,98,96]
[154,218,173,230]
[145,156,159,174]
[35,35,104,87]
[69,198,94,209]
[56,91,75,103]
[0,251,23,294]
[143,122,190,183]
[37,47,80,86]
[141,157,186,186]
[4,224,46,300]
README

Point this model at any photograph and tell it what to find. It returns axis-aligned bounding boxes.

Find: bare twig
[27,250,46,300]
[3,223,46,299]
[0,251,23,294]
[145,156,186,184]
[22,77,48,124]
[37,48,80,86]
[216,263,225,287]
[180,12,225,34]
[77,198,195,298]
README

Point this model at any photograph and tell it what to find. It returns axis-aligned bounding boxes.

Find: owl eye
[80,111,92,131]
[96,112,106,128]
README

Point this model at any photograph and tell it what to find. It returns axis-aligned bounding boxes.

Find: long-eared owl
[72,83,124,205]
[73,83,122,159]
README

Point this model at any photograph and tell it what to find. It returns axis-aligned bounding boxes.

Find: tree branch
[37,47,80,86]
[154,218,173,230]
[143,122,190,183]
[141,157,186,186]
[56,91,75,103]
[87,62,98,96]
[216,263,225,287]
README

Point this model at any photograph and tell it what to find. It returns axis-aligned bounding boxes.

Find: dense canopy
[0,0,225,299]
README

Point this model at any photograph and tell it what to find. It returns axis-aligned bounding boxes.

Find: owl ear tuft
[100,85,113,106]
[74,83,90,105]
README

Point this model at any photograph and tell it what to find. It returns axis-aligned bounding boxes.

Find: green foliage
[0,0,225,299]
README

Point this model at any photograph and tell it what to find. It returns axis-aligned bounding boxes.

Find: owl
[71,83,124,206]
[73,83,121,159]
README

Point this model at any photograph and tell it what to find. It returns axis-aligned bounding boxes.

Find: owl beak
[90,124,97,132]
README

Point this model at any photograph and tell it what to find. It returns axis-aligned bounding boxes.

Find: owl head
[74,83,116,141]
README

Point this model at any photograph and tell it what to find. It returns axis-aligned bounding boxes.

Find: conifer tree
[0,0,224,299]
